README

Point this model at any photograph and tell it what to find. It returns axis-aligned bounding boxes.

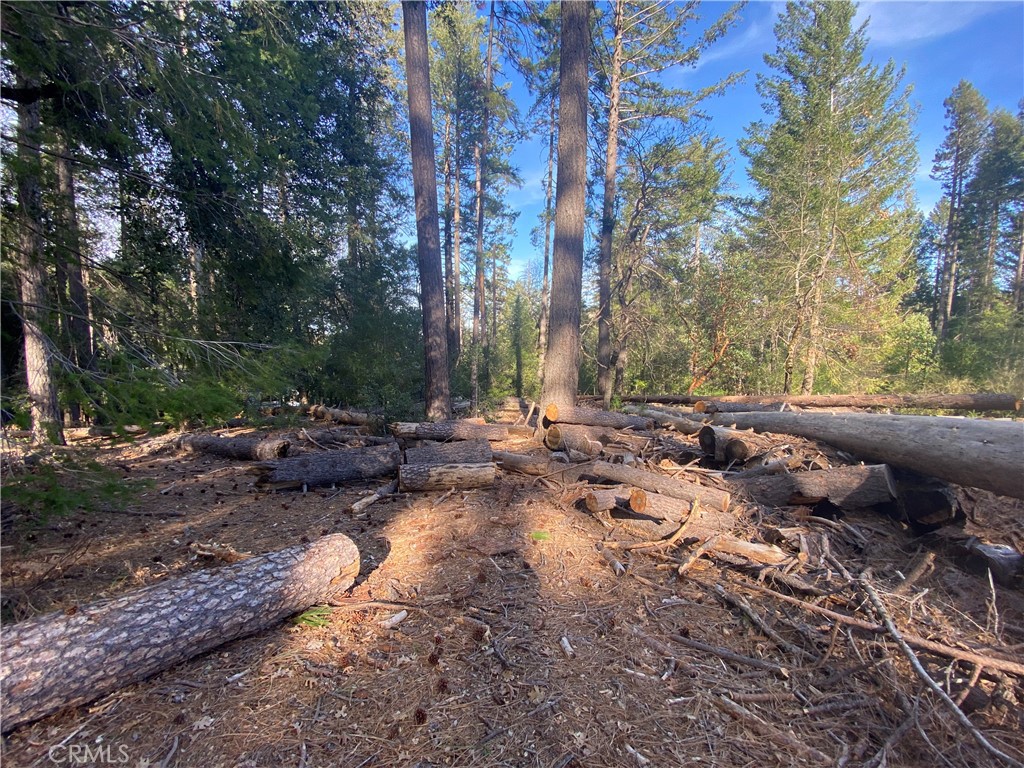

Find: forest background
[2,0,1022,444]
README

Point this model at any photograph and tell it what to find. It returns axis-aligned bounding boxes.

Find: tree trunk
[15,76,64,446]
[643,393,1022,412]
[399,462,496,492]
[537,96,557,389]
[597,0,624,409]
[402,0,451,422]
[182,434,291,461]
[0,534,360,733]
[309,405,377,426]
[543,423,608,455]
[702,411,1023,499]
[543,403,652,431]
[404,438,492,466]
[589,461,731,512]
[441,113,460,368]
[493,451,569,477]
[390,420,509,442]
[540,0,590,416]
[698,426,779,463]
[741,464,897,510]
[1014,213,1024,313]
[255,443,400,489]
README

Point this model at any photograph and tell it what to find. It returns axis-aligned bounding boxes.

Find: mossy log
[0,534,359,733]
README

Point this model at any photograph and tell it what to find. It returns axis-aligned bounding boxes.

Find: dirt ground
[1,424,1023,768]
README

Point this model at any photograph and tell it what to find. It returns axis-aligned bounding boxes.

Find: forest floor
[1,421,1023,768]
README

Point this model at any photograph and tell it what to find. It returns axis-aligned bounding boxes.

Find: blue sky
[502,0,1024,279]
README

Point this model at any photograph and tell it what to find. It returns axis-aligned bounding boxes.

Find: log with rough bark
[390,420,509,442]
[741,464,897,510]
[695,401,796,414]
[297,428,393,447]
[544,423,609,455]
[255,443,400,489]
[398,462,496,492]
[0,534,359,733]
[493,451,564,476]
[624,393,1022,412]
[621,405,703,435]
[698,425,779,463]
[404,438,493,466]
[703,411,1024,499]
[309,404,377,425]
[181,433,291,461]
[589,461,731,512]
[584,486,640,514]
[543,404,653,431]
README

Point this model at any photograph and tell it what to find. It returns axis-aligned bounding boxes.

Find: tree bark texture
[698,426,780,463]
[621,405,703,435]
[589,461,731,512]
[685,393,1022,412]
[255,443,400,489]
[16,75,64,446]
[182,434,291,461]
[0,534,360,733]
[493,451,568,477]
[404,438,492,466]
[399,462,496,492]
[741,465,897,510]
[309,405,377,426]
[391,420,509,442]
[544,423,608,456]
[543,403,652,431]
[540,0,590,415]
[402,0,451,422]
[703,411,1023,499]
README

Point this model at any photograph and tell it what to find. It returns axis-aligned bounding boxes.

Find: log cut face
[0,534,359,733]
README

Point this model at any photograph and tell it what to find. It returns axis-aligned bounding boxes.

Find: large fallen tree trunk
[398,462,496,492]
[698,426,779,463]
[628,393,1023,412]
[621,405,703,434]
[589,461,731,512]
[309,404,377,425]
[254,443,400,489]
[544,423,609,455]
[0,534,359,733]
[703,412,1023,499]
[390,420,509,442]
[181,434,291,461]
[741,465,897,510]
[543,404,653,431]
[404,438,492,466]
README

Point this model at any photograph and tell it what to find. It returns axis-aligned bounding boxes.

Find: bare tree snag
[589,461,731,512]
[309,405,377,426]
[255,443,400,490]
[703,412,1024,499]
[182,434,290,461]
[698,426,778,463]
[390,421,509,442]
[741,465,897,510]
[542,403,653,431]
[405,438,492,466]
[0,534,360,733]
[398,462,496,492]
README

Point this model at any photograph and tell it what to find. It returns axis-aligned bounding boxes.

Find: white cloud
[855,1,1005,46]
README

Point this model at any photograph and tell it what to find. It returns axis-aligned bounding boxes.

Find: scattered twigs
[894,551,936,595]
[711,695,831,764]
[713,584,816,661]
[861,579,1024,768]
[668,634,790,677]
[350,479,398,515]
[741,581,1024,677]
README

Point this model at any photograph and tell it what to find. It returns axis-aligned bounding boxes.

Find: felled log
[621,405,703,435]
[309,404,377,425]
[493,451,562,476]
[181,433,290,461]
[398,462,496,492]
[698,425,778,463]
[695,401,795,414]
[0,534,359,733]
[255,443,400,489]
[544,424,609,455]
[625,393,1022,412]
[741,464,896,510]
[542,404,653,431]
[298,428,392,447]
[390,420,509,442]
[703,411,1024,499]
[405,438,492,466]
[589,460,731,512]
[584,486,642,514]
